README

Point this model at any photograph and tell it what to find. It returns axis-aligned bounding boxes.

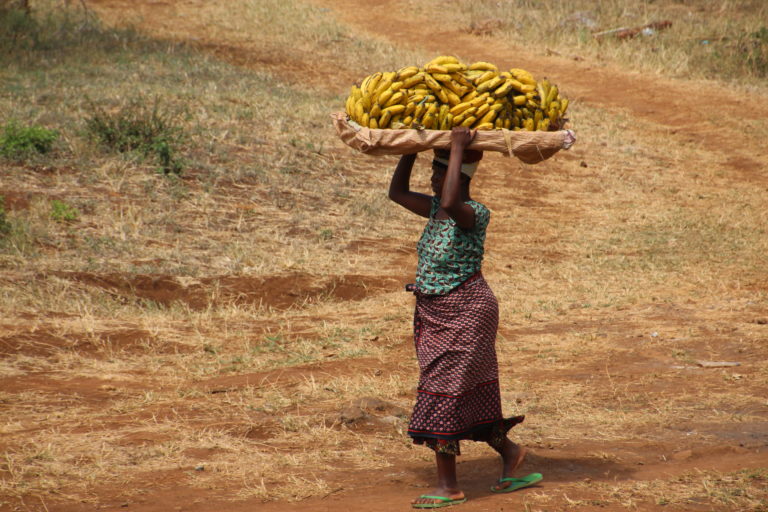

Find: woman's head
[432,148,483,178]
[430,149,483,195]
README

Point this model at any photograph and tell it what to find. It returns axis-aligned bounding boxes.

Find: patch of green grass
[0,120,58,159]
[49,200,79,223]
[85,97,186,175]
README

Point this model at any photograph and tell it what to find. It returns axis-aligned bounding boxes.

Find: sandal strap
[417,495,454,501]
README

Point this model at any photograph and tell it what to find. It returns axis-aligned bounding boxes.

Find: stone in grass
[696,361,741,368]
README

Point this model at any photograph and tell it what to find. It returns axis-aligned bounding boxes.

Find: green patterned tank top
[416,196,490,295]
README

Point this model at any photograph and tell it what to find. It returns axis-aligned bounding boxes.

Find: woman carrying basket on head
[388,126,542,509]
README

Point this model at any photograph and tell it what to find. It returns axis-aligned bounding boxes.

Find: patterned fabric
[415,417,525,456]
[407,274,524,454]
[415,197,490,296]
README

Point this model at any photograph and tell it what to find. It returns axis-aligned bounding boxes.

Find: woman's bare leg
[492,437,527,491]
[411,452,465,506]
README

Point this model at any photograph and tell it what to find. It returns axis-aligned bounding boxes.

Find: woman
[388,127,541,509]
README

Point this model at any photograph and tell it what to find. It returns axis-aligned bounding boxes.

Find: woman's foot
[411,487,466,507]
[492,440,527,491]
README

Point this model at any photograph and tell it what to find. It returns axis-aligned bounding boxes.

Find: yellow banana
[479,109,498,124]
[461,116,477,127]
[402,72,425,89]
[428,55,460,66]
[450,101,473,116]
[397,66,420,80]
[384,104,406,115]
[422,112,436,129]
[493,79,515,98]
[379,110,392,128]
[445,90,462,106]
[475,122,494,130]
[426,64,449,74]
[523,118,534,131]
[477,76,504,93]
[474,70,498,86]
[469,61,498,72]
[443,63,465,72]
[440,113,454,130]
[384,91,404,107]
[509,68,536,85]
[548,106,559,124]
[369,117,379,129]
[377,88,394,107]
[424,74,443,92]
[431,73,453,83]
[438,104,450,124]
[363,73,381,94]
[372,78,392,103]
[450,73,472,88]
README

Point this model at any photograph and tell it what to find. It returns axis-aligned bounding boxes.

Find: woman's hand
[450,126,476,149]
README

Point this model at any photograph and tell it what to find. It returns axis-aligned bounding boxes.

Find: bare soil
[2,0,767,511]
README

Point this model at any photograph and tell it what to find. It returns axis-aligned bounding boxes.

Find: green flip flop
[490,472,543,493]
[412,495,468,509]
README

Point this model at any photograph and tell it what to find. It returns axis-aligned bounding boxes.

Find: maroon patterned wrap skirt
[408,273,524,446]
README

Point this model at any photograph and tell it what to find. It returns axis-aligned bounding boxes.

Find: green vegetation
[0,120,58,159]
[85,98,186,175]
[49,199,79,223]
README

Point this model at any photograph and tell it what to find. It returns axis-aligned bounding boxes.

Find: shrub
[85,97,186,175]
[0,120,58,159]
[50,199,79,223]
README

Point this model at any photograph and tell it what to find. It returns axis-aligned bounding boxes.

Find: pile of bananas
[344,56,569,132]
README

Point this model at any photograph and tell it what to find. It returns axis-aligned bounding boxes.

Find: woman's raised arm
[388,153,432,218]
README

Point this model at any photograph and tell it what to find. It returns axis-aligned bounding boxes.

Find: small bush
[743,26,768,77]
[85,97,186,175]
[0,120,58,159]
[50,199,79,223]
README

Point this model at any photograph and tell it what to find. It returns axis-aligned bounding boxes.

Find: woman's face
[430,164,447,195]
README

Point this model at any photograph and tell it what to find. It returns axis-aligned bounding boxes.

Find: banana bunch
[344,56,569,132]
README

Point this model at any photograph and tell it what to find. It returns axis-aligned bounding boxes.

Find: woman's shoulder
[465,200,490,227]
[466,199,490,215]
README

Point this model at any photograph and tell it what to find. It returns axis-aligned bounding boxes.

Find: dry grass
[1,0,767,509]
[409,0,768,88]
